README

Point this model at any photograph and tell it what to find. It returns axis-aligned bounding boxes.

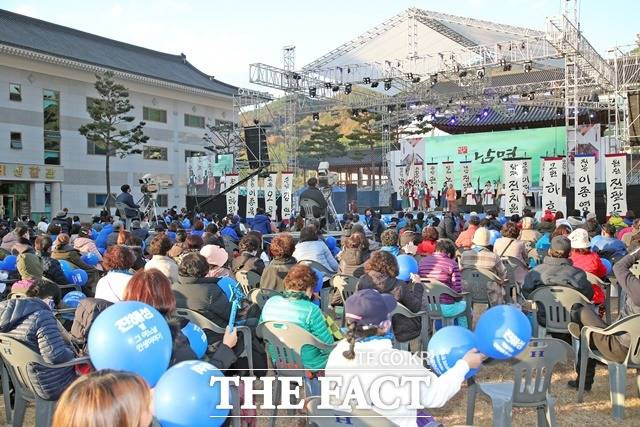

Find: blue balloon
[427,326,478,379]
[489,230,501,246]
[58,260,74,281]
[601,258,613,275]
[396,254,418,281]
[325,236,337,251]
[475,305,532,360]
[71,269,88,286]
[216,277,236,301]
[62,291,86,307]
[182,322,208,359]
[81,253,100,266]
[88,301,172,386]
[154,360,229,427]
[2,255,17,272]
[312,268,325,293]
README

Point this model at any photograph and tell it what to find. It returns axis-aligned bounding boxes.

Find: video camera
[317,161,339,188]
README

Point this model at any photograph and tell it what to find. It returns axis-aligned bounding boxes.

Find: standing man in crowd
[115,185,140,228]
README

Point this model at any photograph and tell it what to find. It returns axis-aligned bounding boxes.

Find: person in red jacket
[568,228,607,308]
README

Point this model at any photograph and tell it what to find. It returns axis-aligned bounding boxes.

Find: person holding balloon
[124,268,238,368]
[325,289,485,426]
[34,235,68,286]
[52,370,153,427]
[357,251,424,343]
[72,227,102,263]
[51,234,100,292]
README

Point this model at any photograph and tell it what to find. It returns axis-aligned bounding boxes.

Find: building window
[87,193,112,208]
[215,119,234,128]
[43,89,60,165]
[184,114,205,128]
[184,150,205,162]
[156,194,168,207]
[143,107,167,123]
[10,132,22,149]
[143,146,168,160]
[9,84,21,102]
[87,139,108,155]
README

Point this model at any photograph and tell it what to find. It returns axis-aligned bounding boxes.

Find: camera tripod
[321,186,341,231]
[136,193,160,221]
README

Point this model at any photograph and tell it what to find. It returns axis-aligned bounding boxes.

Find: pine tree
[345,112,382,189]
[78,72,148,212]
[298,123,345,159]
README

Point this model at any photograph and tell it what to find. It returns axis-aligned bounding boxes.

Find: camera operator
[115,184,140,223]
[299,177,327,219]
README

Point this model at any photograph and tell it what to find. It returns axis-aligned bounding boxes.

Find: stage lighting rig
[324,82,332,89]
[309,87,316,97]
[362,77,371,84]
[523,106,530,114]
[344,83,352,94]
[556,107,563,116]
[383,79,392,91]
[524,61,533,72]
[476,67,485,79]
[332,84,340,92]
[370,81,379,88]
[312,113,320,121]
[430,74,438,86]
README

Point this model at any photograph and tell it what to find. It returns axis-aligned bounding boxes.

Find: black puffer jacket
[172,276,231,328]
[356,271,424,342]
[70,298,113,354]
[0,298,76,400]
[37,251,68,286]
[338,248,370,278]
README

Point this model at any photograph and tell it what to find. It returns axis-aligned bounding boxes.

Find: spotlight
[476,67,485,79]
[524,61,533,73]
[435,107,442,114]
[589,111,595,119]
[292,73,301,80]
[312,113,319,121]
[384,79,392,91]
[332,84,340,92]
[406,73,414,80]
[460,105,466,114]
[430,74,438,85]
[371,81,379,88]
[412,76,421,83]
[309,87,316,98]
[351,108,359,117]
[253,119,260,125]
[475,114,482,122]
[386,105,396,112]
[416,114,425,121]
[324,82,332,89]
[458,70,468,78]
[449,116,457,125]
[482,109,489,117]
[556,107,563,116]
[363,77,371,84]
[523,106,530,114]
[347,67,351,74]
[500,94,509,103]
[528,92,535,101]
[344,83,352,95]
[382,125,390,131]
[503,63,512,72]
[425,113,434,122]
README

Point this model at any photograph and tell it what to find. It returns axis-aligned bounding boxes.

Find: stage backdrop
[422,127,566,187]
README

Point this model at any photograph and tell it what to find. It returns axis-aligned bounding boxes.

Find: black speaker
[244,126,270,169]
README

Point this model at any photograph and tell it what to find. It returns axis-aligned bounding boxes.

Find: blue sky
[2,0,638,90]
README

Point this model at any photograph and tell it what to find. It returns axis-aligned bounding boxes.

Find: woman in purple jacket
[417,239,468,327]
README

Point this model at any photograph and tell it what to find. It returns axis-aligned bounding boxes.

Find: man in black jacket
[299,178,327,220]
[115,184,140,224]
[567,247,640,391]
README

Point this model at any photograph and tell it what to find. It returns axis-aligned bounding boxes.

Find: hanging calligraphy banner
[412,162,424,184]
[542,157,565,213]
[225,174,239,215]
[574,154,595,216]
[425,163,438,193]
[605,153,627,215]
[264,172,278,220]
[396,164,406,201]
[281,172,294,221]
[443,162,454,188]
[503,159,524,217]
[460,161,472,190]
[521,158,532,196]
[246,175,258,218]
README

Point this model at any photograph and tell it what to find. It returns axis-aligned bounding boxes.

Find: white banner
[443,162,454,188]
[521,158,532,196]
[461,161,472,189]
[281,172,293,220]
[264,172,278,220]
[412,162,424,185]
[246,175,258,218]
[425,163,438,193]
[225,174,239,215]
[503,159,524,217]
[574,155,595,215]
[396,165,406,201]
[606,154,627,215]
[542,158,565,213]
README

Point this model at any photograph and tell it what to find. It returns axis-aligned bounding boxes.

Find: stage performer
[440,183,448,210]
[482,181,494,206]
[410,181,420,211]
[418,183,426,211]
[446,184,457,212]
[464,183,476,207]
[401,179,411,212]
[497,183,506,212]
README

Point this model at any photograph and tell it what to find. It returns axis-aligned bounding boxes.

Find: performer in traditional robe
[464,183,476,206]
[482,181,494,205]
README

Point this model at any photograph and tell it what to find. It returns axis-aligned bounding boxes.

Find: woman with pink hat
[199,244,231,278]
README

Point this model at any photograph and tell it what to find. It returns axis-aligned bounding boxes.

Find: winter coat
[418,253,462,304]
[0,298,76,400]
[338,248,370,277]
[51,215,71,235]
[0,231,19,252]
[570,250,608,279]
[94,271,133,303]
[379,245,400,257]
[416,240,436,256]
[167,242,186,259]
[357,271,424,342]
[220,226,240,244]
[522,256,594,301]
[172,276,231,328]
[260,257,296,292]
[591,236,628,261]
[259,291,334,371]
[613,251,640,347]
[537,220,556,235]
[51,244,100,294]
[251,214,272,236]
[455,225,478,249]
[436,214,458,241]
[132,227,149,241]
[106,232,119,248]
[366,216,384,242]
[70,298,113,354]
[292,240,339,273]
[145,255,179,282]
[72,237,102,260]
[231,253,265,276]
